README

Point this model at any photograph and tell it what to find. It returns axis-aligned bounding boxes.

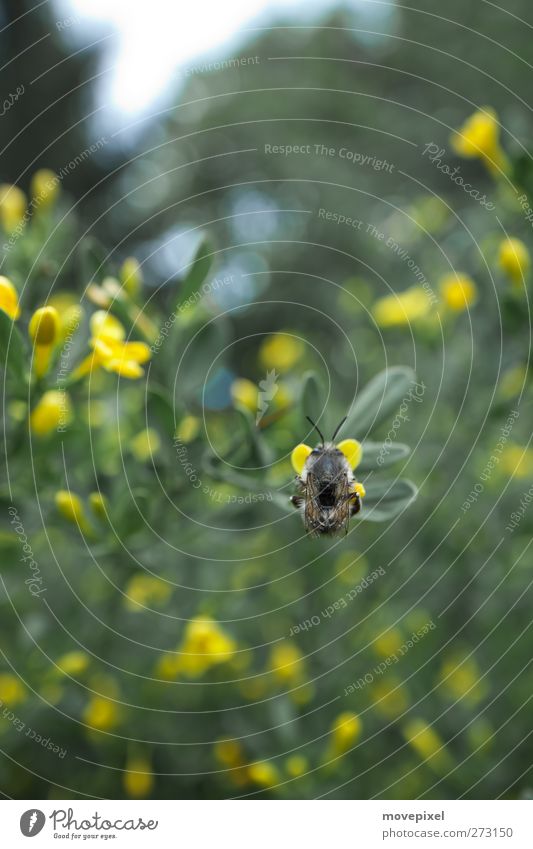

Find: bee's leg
[349,493,361,516]
[290,495,304,509]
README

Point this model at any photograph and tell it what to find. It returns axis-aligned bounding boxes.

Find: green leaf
[301,370,326,427]
[202,450,288,510]
[175,236,214,311]
[346,366,417,436]
[360,478,418,522]
[0,309,27,384]
[358,440,411,471]
[233,404,274,467]
[147,384,176,438]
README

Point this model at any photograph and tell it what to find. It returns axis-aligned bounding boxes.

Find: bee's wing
[330,473,352,535]
[304,472,323,534]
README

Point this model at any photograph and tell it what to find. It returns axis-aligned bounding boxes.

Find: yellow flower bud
[330,711,362,754]
[231,378,258,412]
[0,275,21,320]
[120,257,143,298]
[29,306,60,346]
[373,286,431,327]
[248,760,279,788]
[56,651,90,676]
[123,753,153,798]
[83,696,119,731]
[175,415,200,443]
[31,169,60,209]
[285,755,308,778]
[89,492,108,519]
[130,428,161,462]
[439,274,477,312]
[214,738,245,768]
[55,490,91,534]
[30,390,72,436]
[259,333,304,370]
[498,237,530,287]
[0,183,27,233]
[269,641,305,685]
[0,673,26,706]
[450,108,510,176]
[402,718,452,773]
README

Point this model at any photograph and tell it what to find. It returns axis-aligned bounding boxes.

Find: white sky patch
[60,0,392,116]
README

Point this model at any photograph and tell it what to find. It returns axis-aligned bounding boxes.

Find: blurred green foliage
[1,0,533,802]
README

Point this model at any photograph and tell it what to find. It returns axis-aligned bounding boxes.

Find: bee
[290,416,366,536]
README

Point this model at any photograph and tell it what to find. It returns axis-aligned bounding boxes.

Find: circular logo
[20,810,46,837]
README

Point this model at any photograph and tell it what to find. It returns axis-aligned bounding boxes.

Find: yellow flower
[120,257,143,298]
[285,755,308,777]
[500,444,533,478]
[259,333,304,370]
[31,169,60,209]
[248,760,279,788]
[499,364,528,400]
[439,274,477,312]
[166,616,236,679]
[371,676,410,719]
[373,628,404,659]
[123,753,153,798]
[0,183,27,233]
[130,428,161,462]
[373,286,431,327]
[329,711,362,755]
[402,719,452,773]
[30,390,72,436]
[56,651,90,676]
[231,378,258,411]
[175,415,201,443]
[83,696,119,731]
[89,492,108,519]
[214,738,245,768]
[498,237,530,287]
[440,654,487,706]
[71,311,151,381]
[124,574,171,611]
[269,641,305,685]
[0,673,26,706]
[450,108,510,176]
[29,306,60,377]
[0,275,21,320]
[55,490,92,535]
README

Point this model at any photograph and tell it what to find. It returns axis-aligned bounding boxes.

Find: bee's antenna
[331,415,347,442]
[306,415,325,444]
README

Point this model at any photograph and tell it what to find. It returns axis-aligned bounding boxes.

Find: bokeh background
[1,0,533,800]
